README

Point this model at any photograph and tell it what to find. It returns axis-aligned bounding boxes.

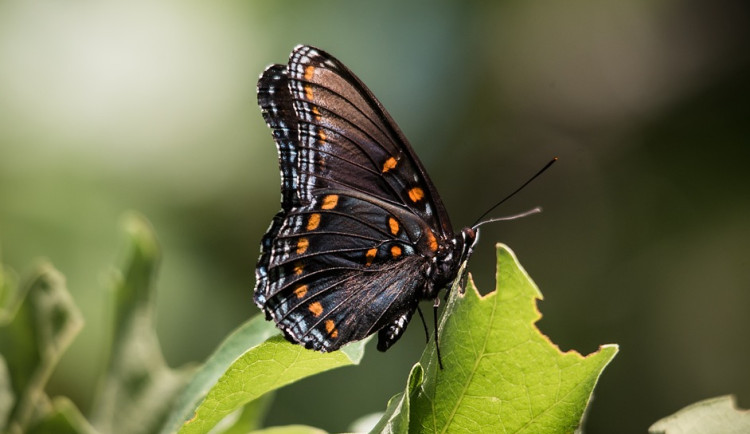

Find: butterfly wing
[255,45,455,351]
[287,45,452,235]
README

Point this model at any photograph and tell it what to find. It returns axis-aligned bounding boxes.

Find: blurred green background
[1,0,749,432]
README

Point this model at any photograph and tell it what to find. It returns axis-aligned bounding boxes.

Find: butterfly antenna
[471,157,558,228]
[475,207,543,228]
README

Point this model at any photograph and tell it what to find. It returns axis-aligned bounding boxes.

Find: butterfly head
[460,227,478,263]
[423,227,478,298]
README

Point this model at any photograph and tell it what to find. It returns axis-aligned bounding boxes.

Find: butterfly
[254,45,478,364]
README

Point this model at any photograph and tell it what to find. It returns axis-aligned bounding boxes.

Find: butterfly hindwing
[263,193,416,298]
[259,190,426,350]
[265,253,426,352]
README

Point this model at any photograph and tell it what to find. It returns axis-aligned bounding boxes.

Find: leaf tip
[495,242,543,296]
[120,212,160,260]
[407,362,424,392]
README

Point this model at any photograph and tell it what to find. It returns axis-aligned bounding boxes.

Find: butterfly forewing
[286,46,453,235]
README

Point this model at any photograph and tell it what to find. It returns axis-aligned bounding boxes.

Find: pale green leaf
[649,395,750,434]
[348,411,385,433]
[250,425,327,434]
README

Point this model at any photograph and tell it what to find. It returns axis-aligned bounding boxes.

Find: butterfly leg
[433,297,444,369]
[416,305,430,343]
[458,268,469,295]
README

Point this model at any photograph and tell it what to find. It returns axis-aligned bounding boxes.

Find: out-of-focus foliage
[1,1,748,432]
[90,214,194,434]
[0,261,86,433]
[0,215,369,434]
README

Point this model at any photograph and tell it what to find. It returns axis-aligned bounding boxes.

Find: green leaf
[369,363,423,434]
[215,394,275,434]
[649,395,750,434]
[0,262,83,434]
[161,315,281,433]
[375,243,618,433]
[90,213,194,434]
[175,333,368,434]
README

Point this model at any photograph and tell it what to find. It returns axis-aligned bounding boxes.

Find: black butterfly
[254,45,477,362]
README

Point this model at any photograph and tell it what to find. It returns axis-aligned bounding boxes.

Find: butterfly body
[254,45,477,354]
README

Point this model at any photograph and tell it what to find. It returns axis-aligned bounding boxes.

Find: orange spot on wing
[388,217,400,235]
[382,157,397,173]
[311,106,321,120]
[390,245,402,258]
[308,301,323,317]
[293,262,304,275]
[294,284,308,298]
[304,84,313,100]
[325,319,338,338]
[321,195,338,210]
[296,237,309,254]
[317,128,326,142]
[426,229,438,252]
[304,65,315,80]
[365,248,377,266]
[408,187,424,202]
[307,213,321,231]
